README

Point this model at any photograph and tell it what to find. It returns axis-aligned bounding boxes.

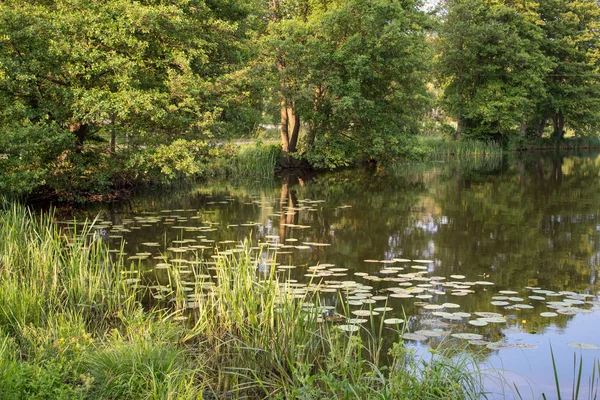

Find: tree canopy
[436,0,600,142]
[263,0,433,168]
[1,0,600,198]
[0,0,261,194]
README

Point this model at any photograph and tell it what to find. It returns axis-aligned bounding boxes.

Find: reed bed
[0,202,488,399]
[227,143,281,179]
[419,137,504,160]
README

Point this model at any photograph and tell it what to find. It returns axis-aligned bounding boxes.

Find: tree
[531,0,600,139]
[436,0,550,141]
[263,0,433,167]
[0,0,260,194]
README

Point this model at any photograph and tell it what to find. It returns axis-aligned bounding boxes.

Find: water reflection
[69,152,600,398]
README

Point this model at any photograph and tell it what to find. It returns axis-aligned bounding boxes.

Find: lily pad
[514,304,534,309]
[352,310,379,317]
[451,333,484,340]
[568,342,600,350]
[453,312,472,318]
[383,318,405,325]
[402,333,428,341]
[468,320,488,327]
[442,303,461,308]
[346,318,368,324]
[540,312,558,318]
[468,339,490,346]
[486,342,513,350]
[480,317,507,323]
[338,324,360,332]
[415,329,443,338]
[474,311,503,318]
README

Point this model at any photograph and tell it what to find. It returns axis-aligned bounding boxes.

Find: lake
[70,151,600,399]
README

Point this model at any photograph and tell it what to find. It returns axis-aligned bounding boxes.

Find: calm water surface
[75,152,600,399]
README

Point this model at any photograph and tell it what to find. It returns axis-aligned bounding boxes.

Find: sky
[422,0,440,12]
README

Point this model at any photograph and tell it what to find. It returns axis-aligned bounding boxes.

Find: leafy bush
[0,122,74,196]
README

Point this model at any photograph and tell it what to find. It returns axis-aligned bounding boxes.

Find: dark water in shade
[74,152,600,399]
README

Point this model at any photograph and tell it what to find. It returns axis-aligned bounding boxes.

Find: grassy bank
[0,203,486,399]
[417,135,600,161]
[4,141,282,203]
[10,133,600,203]
[507,136,600,152]
[418,136,504,160]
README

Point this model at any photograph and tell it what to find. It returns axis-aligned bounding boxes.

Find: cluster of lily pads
[61,193,600,353]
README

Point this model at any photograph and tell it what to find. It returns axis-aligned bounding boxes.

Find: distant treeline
[1,0,599,198]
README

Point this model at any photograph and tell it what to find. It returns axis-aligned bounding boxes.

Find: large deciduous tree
[264,0,433,167]
[437,0,600,142]
[0,0,260,194]
[532,0,600,139]
[436,0,550,141]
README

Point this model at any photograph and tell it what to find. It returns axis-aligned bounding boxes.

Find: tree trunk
[280,100,290,153]
[288,111,300,153]
[69,122,89,151]
[520,122,527,136]
[110,114,116,154]
[280,101,300,153]
[455,116,463,139]
[536,118,547,139]
[552,114,565,139]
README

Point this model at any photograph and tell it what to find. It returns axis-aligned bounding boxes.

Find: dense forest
[1,0,599,199]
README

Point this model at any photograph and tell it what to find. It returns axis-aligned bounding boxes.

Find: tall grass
[0,204,200,399]
[227,143,281,179]
[419,136,504,160]
[159,241,487,399]
[535,346,600,400]
[0,204,138,334]
[0,203,487,399]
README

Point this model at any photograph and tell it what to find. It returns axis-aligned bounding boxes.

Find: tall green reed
[0,203,488,399]
[228,143,281,179]
[538,346,600,400]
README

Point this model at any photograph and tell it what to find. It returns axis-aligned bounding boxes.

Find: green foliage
[1,0,599,198]
[263,0,433,166]
[0,0,259,141]
[0,0,262,198]
[532,0,600,139]
[86,321,197,400]
[436,0,551,141]
[437,0,600,142]
[0,122,74,196]
[130,140,207,181]
[228,143,281,178]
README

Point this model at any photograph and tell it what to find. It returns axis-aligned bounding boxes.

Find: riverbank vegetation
[0,203,487,398]
[1,0,600,200]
